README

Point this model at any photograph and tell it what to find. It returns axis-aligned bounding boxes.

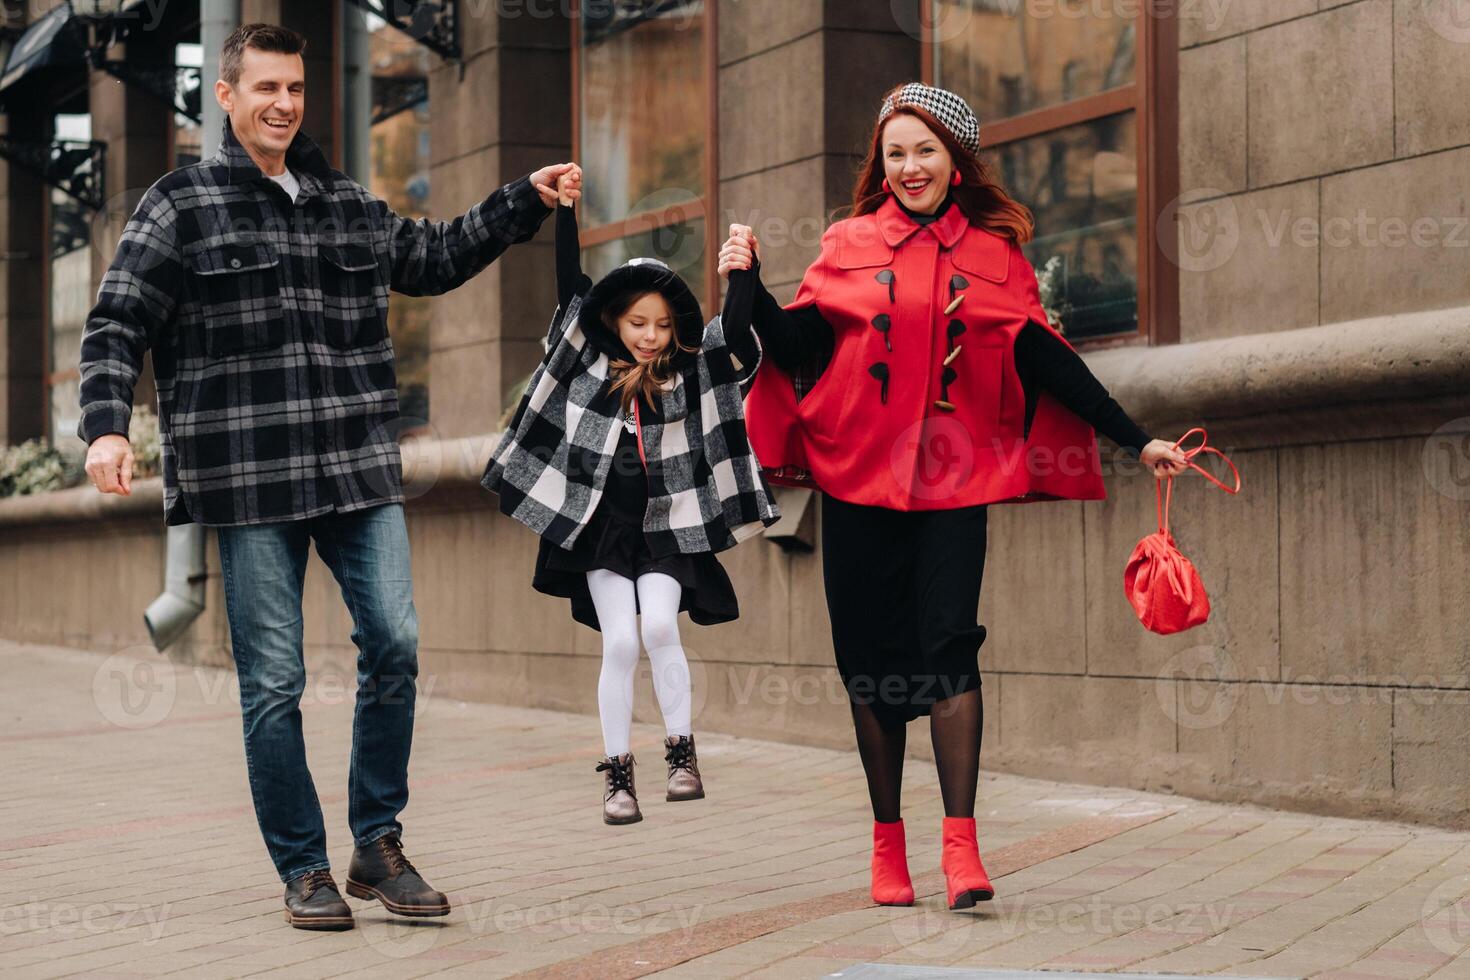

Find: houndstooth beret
[878,83,980,154]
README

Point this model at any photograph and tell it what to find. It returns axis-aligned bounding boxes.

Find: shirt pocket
[184,240,286,358]
[319,242,387,349]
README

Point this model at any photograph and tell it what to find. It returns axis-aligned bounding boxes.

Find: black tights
[852,687,983,822]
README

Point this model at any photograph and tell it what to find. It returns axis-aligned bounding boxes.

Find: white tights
[586,569,693,758]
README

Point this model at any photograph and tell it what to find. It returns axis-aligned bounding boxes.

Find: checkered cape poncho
[480,273,780,557]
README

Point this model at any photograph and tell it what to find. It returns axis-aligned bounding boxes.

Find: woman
[719,82,1188,910]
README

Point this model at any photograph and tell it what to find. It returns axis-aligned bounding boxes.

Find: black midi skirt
[533,508,739,632]
[820,493,989,730]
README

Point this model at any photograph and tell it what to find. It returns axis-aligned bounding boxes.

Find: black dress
[530,203,740,632]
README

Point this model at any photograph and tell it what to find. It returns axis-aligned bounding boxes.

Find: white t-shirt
[268,169,301,203]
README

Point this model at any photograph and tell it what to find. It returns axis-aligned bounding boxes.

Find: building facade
[2,1,1469,827]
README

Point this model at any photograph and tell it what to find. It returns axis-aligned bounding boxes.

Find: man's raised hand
[530,163,577,209]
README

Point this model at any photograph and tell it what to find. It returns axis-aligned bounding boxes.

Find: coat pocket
[319,242,387,349]
[184,240,286,358]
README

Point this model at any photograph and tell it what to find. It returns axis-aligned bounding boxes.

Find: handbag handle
[1155,427,1241,537]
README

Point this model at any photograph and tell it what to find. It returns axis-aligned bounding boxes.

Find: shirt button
[229,258,242,269]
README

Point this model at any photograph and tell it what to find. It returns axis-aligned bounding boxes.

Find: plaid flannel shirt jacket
[76,120,550,527]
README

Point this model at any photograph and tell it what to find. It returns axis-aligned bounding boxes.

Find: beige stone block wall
[4,415,1469,828]
[1176,0,1470,338]
[424,11,570,440]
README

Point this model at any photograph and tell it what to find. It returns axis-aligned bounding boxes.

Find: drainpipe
[145,524,208,651]
[200,0,241,151]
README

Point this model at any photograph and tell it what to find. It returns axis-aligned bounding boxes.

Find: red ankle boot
[941,816,994,909]
[870,819,914,906]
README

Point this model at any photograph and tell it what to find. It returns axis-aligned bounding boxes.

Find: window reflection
[583,218,709,311]
[579,0,705,230]
[985,113,1138,339]
[49,112,92,456]
[366,21,433,426]
[933,0,1134,122]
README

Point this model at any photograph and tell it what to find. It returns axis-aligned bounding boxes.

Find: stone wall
[2,2,1469,829]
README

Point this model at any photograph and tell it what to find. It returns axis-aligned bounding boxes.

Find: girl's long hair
[600,289,699,414]
[849,88,1034,244]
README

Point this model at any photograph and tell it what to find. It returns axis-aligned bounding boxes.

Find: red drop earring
[951,170,962,187]
[882,178,892,194]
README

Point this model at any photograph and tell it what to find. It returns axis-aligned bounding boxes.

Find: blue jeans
[216,503,419,882]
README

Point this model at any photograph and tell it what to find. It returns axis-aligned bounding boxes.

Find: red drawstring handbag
[1124,428,1242,635]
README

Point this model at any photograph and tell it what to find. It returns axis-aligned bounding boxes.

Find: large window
[927,1,1177,345]
[574,0,716,311]
[364,19,432,427]
[170,41,203,168]
[46,112,95,457]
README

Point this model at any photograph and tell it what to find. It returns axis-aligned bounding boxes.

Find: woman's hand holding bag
[1124,428,1242,635]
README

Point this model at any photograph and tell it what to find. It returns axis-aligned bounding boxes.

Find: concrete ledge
[1087,303,1470,442]
[5,305,1466,530]
[0,478,163,529]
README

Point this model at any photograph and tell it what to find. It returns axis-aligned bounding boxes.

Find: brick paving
[3,639,1470,979]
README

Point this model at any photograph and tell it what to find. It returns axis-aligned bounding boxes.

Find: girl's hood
[577,257,704,366]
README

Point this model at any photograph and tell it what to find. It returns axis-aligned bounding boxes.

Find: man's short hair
[219,23,307,86]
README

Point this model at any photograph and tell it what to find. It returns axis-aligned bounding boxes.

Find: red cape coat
[744,195,1107,511]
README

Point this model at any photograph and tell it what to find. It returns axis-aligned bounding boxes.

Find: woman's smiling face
[616,292,675,362]
[881,113,954,215]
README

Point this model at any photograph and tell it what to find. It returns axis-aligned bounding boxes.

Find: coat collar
[214,118,332,200]
[876,193,970,249]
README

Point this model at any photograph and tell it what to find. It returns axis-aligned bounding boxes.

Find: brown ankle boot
[664,734,704,802]
[597,753,642,825]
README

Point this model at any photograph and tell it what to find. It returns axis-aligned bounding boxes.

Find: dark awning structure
[344,0,461,62]
[0,3,90,97]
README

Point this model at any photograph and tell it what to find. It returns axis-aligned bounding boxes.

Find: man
[78,23,570,930]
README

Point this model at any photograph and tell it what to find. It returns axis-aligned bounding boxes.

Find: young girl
[482,166,779,825]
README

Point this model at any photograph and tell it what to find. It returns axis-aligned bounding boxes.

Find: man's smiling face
[217,47,304,173]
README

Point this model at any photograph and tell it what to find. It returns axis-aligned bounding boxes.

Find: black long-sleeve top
[747,198,1152,456]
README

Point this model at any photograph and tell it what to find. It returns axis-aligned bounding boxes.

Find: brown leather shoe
[345,834,450,918]
[664,734,705,802]
[598,753,642,825]
[284,869,354,930]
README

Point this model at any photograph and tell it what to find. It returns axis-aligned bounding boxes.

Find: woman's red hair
[850,86,1034,244]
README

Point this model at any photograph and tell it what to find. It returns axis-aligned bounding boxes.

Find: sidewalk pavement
[3,639,1470,979]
